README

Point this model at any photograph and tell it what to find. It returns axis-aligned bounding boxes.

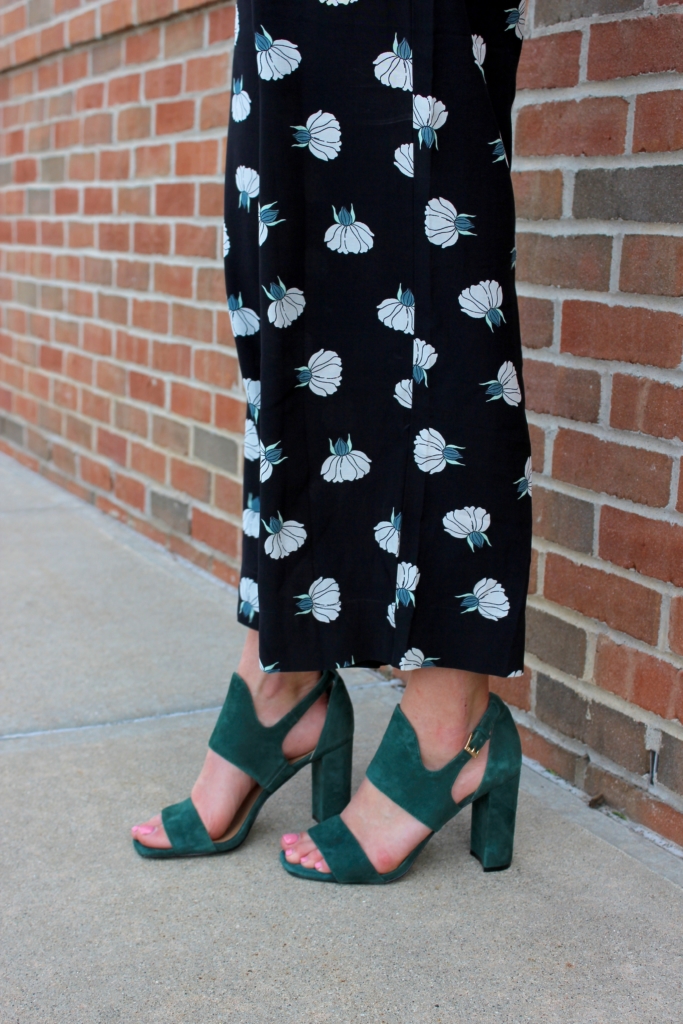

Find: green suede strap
[208,670,335,790]
[161,798,216,855]
[366,694,504,832]
[308,815,385,884]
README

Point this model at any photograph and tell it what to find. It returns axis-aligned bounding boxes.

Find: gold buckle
[464,733,480,758]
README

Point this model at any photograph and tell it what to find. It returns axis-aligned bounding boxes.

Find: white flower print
[394,378,413,408]
[296,349,342,396]
[458,578,510,620]
[243,378,261,421]
[377,284,415,334]
[263,512,306,559]
[515,456,533,499]
[374,508,402,556]
[398,648,439,671]
[243,418,259,462]
[255,26,301,81]
[472,35,486,78]
[321,435,371,483]
[294,577,341,622]
[320,0,358,5]
[424,198,476,248]
[259,439,286,482]
[239,577,259,623]
[412,338,437,385]
[481,361,521,406]
[234,2,239,42]
[228,293,260,336]
[489,137,508,165]
[236,166,259,211]
[394,142,414,178]
[443,507,491,552]
[258,201,285,246]
[505,0,527,39]
[373,34,413,91]
[231,76,251,122]
[263,277,305,328]
[242,493,260,538]
[222,223,230,257]
[387,602,396,628]
[508,669,524,678]
[413,94,448,149]
[459,280,505,330]
[292,110,341,161]
[396,561,420,607]
[413,427,464,474]
[324,205,374,254]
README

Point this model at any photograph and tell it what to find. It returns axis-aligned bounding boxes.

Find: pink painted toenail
[135,825,155,835]
[315,861,324,870]
[285,848,295,857]
[283,833,299,844]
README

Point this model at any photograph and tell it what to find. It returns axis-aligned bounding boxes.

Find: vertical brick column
[495,0,683,844]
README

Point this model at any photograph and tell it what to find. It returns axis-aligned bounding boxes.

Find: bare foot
[131,631,327,850]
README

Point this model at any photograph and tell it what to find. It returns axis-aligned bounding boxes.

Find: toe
[282,832,318,864]
[131,814,171,849]
[280,832,300,850]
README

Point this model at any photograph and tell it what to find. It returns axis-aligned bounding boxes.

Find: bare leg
[281,666,490,874]
[131,628,327,849]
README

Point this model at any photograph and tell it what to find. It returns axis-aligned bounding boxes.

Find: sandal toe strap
[309,816,385,884]
[161,798,216,855]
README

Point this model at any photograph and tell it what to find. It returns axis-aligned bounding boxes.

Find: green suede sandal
[280,692,521,884]
[134,668,354,859]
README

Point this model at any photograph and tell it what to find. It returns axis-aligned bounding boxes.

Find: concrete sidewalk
[1,452,682,1024]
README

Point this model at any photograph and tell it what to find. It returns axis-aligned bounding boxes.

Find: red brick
[129,370,165,407]
[200,90,230,131]
[41,22,66,58]
[171,458,211,501]
[529,424,545,473]
[192,507,239,557]
[156,182,194,217]
[63,52,88,84]
[130,440,166,482]
[81,455,112,490]
[171,382,211,422]
[96,360,127,395]
[176,139,218,176]
[619,236,683,299]
[561,302,683,368]
[610,375,683,442]
[65,351,93,385]
[553,428,672,508]
[66,414,92,448]
[152,341,191,376]
[214,472,241,515]
[588,14,683,81]
[594,637,683,722]
[670,598,683,657]
[52,442,76,476]
[175,224,216,259]
[516,234,612,291]
[164,13,203,58]
[135,144,170,177]
[118,186,150,215]
[54,380,78,410]
[101,0,134,35]
[132,298,169,334]
[99,223,130,252]
[116,260,150,291]
[137,0,173,21]
[3,6,26,33]
[199,182,222,216]
[54,254,79,281]
[67,289,95,318]
[172,303,213,342]
[516,98,627,158]
[99,149,130,180]
[633,90,683,154]
[84,257,112,285]
[194,348,237,389]
[83,323,112,356]
[144,65,182,99]
[134,222,170,255]
[545,553,661,645]
[97,427,127,465]
[17,220,38,245]
[208,6,235,44]
[511,170,563,221]
[156,100,194,134]
[125,26,160,65]
[155,264,192,298]
[115,330,149,365]
[83,112,113,146]
[69,152,95,180]
[82,388,111,423]
[76,83,105,112]
[108,73,141,106]
[14,393,39,424]
[214,394,245,433]
[114,471,145,510]
[39,346,64,373]
[27,371,50,401]
[524,362,600,423]
[28,124,51,152]
[15,158,37,183]
[41,221,64,247]
[118,106,151,141]
[115,401,148,436]
[197,268,226,304]
[84,187,113,215]
[186,54,227,92]
[600,506,683,588]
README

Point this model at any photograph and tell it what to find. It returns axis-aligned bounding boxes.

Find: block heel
[311,738,353,823]
[470,770,520,872]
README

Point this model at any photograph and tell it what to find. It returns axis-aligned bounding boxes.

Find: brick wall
[1,0,682,844]
[494,0,683,845]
